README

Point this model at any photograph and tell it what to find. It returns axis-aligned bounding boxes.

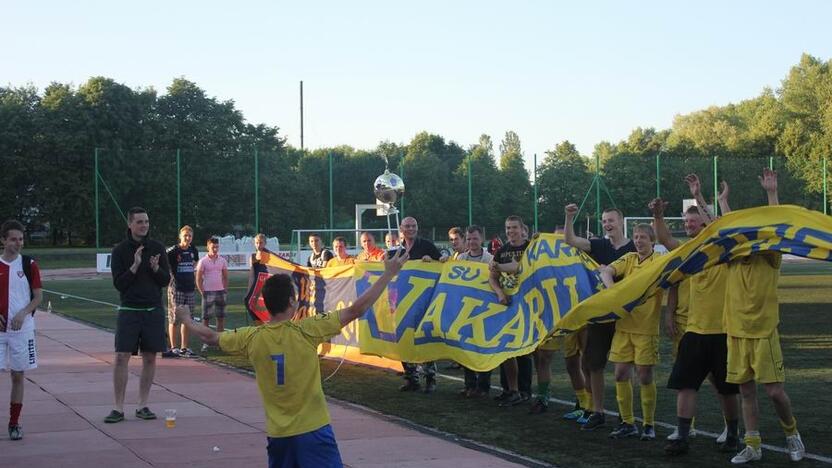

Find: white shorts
[0,330,38,372]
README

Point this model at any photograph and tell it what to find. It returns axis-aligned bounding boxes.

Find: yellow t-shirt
[356,247,386,262]
[219,311,343,437]
[610,251,663,336]
[723,252,781,338]
[325,256,355,268]
[686,263,729,335]
[674,279,690,326]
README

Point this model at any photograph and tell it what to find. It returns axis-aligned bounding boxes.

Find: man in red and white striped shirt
[0,220,43,441]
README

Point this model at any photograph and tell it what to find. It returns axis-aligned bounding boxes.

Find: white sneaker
[786,433,805,462]
[201,343,210,353]
[667,426,697,441]
[716,426,728,444]
[731,445,762,464]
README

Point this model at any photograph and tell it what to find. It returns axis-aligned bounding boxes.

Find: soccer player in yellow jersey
[723,169,805,464]
[651,175,740,454]
[600,224,662,441]
[177,248,410,467]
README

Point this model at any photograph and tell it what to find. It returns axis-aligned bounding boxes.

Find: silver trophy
[373,157,405,240]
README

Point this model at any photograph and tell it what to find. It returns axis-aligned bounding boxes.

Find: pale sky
[4,1,831,171]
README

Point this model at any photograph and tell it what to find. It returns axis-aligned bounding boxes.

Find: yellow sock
[615,381,634,424]
[584,391,593,410]
[780,417,798,437]
[745,431,762,449]
[576,389,591,410]
[691,416,696,431]
[640,382,657,426]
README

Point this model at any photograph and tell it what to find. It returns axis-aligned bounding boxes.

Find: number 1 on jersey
[270,354,285,385]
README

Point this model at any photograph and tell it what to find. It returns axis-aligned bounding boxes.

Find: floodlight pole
[254,148,260,233]
[94,148,100,249]
[713,155,719,217]
[467,153,472,226]
[595,152,601,234]
[176,149,181,229]
[533,153,538,233]
[300,80,303,151]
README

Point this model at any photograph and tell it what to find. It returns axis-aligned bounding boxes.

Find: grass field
[41,264,832,467]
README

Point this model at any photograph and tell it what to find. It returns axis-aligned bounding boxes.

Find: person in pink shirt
[196,238,228,353]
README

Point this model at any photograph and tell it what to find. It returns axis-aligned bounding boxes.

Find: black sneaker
[519,391,531,402]
[135,407,157,420]
[581,412,606,431]
[609,422,639,439]
[424,378,437,394]
[8,424,23,440]
[104,410,125,424]
[498,391,523,407]
[528,399,548,415]
[493,390,511,402]
[664,438,690,456]
[718,435,740,453]
[399,381,421,392]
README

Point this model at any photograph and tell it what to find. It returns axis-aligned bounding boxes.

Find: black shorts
[667,332,739,394]
[115,307,166,354]
[584,322,616,371]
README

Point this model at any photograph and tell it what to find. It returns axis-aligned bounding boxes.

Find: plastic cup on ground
[165,409,176,428]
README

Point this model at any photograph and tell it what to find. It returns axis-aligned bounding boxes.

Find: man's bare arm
[649,198,679,250]
[338,247,410,325]
[564,203,591,252]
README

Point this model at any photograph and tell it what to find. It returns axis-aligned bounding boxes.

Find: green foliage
[2,54,831,247]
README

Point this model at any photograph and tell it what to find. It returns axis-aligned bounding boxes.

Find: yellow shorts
[726,331,785,384]
[538,335,560,352]
[563,332,582,358]
[609,331,659,366]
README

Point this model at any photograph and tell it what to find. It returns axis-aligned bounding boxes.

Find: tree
[537,141,591,231]
[496,131,532,226]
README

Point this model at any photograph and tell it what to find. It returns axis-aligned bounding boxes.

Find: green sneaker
[104,410,125,423]
[135,407,157,420]
[9,424,23,440]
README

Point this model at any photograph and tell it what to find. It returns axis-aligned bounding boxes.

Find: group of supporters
[291,169,805,465]
[0,167,807,466]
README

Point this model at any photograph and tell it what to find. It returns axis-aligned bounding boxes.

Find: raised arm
[649,198,679,250]
[718,180,732,214]
[760,168,779,206]
[564,203,591,252]
[338,247,410,325]
[684,173,715,223]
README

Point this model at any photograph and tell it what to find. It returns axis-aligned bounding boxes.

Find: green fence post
[595,152,601,234]
[656,151,661,199]
[254,148,260,233]
[713,155,719,217]
[823,154,829,218]
[533,153,538,233]
[467,153,473,226]
[769,156,774,171]
[176,149,181,229]
[94,148,100,249]
[328,153,333,235]
[399,162,405,218]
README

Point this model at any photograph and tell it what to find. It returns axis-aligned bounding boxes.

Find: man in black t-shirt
[397,217,441,394]
[166,225,200,357]
[306,233,334,268]
[564,203,636,431]
[489,215,533,407]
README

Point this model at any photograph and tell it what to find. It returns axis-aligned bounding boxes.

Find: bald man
[395,217,441,393]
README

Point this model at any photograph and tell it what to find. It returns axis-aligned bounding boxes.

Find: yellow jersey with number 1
[219,311,343,437]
